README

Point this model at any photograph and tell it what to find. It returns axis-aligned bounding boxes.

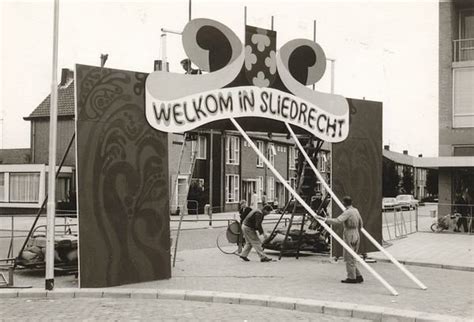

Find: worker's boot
[356,275,364,283]
[341,278,357,284]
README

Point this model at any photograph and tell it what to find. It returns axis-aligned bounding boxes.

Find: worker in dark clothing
[455,193,469,232]
[310,190,328,216]
[181,58,202,74]
[239,205,273,262]
[239,200,252,223]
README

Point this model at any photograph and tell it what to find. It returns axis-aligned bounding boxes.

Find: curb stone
[0,288,468,321]
[371,258,474,272]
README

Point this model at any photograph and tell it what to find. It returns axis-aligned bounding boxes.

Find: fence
[382,206,418,242]
[0,213,77,260]
[453,38,474,62]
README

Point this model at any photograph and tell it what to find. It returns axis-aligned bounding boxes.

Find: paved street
[2,206,473,320]
[0,298,363,321]
[8,242,472,319]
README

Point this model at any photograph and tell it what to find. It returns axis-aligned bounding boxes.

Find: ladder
[171,133,198,216]
[277,137,325,259]
[171,132,198,267]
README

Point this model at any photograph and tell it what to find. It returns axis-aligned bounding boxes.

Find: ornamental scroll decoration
[145,18,350,143]
[76,65,170,287]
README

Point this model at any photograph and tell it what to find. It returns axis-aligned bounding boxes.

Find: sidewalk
[370,231,474,271]
[4,244,473,320]
[117,247,473,319]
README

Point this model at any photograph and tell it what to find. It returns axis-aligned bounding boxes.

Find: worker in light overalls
[317,196,364,284]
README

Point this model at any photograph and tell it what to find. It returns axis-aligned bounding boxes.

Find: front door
[242,180,256,205]
[276,182,285,209]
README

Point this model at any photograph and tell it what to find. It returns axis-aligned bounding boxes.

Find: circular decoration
[182,18,242,72]
[278,39,327,85]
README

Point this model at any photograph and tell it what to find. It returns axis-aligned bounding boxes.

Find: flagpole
[45,0,60,291]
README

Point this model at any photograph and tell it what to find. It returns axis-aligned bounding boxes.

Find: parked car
[382,197,399,211]
[396,194,419,210]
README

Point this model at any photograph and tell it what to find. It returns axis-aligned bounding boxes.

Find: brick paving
[3,205,474,320]
[110,247,474,319]
[6,234,474,319]
[0,298,363,321]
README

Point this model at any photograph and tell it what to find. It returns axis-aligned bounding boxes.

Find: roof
[414,156,474,168]
[24,82,75,120]
[383,149,415,166]
[0,148,31,164]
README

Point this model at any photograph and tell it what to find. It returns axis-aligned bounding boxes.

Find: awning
[414,156,474,168]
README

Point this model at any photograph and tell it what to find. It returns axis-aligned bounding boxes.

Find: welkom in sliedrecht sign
[145,18,349,143]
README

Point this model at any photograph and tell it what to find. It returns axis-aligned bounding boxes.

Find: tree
[426,169,438,197]
[382,158,400,197]
[401,166,414,195]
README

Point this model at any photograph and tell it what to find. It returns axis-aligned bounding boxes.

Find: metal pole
[271,16,274,30]
[231,118,398,296]
[330,60,335,94]
[11,216,14,258]
[188,0,192,22]
[209,130,213,213]
[45,0,60,291]
[244,6,247,25]
[285,123,427,291]
[161,33,167,71]
[312,20,316,91]
[172,208,184,267]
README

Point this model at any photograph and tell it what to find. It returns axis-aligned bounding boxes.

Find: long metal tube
[285,123,427,290]
[231,118,399,296]
[45,0,60,291]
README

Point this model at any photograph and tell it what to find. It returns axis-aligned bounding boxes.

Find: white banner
[145,86,349,142]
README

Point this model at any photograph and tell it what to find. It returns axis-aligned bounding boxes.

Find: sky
[0,0,438,156]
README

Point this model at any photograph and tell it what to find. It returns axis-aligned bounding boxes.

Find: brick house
[0,70,75,214]
[382,146,428,200]
[168,130,331,214]
[436,0,474,216]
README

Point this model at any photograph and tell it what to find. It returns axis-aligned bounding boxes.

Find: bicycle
[431,213,460,233]
[216,220,244,255]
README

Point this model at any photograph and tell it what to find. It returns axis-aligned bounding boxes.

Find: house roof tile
[24,82,75,120]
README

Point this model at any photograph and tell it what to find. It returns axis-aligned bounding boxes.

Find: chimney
[154,60,169,71]
[418,154,423,158]
[59,68,74,86]
[384,145,390,151]
[403,150,408,155]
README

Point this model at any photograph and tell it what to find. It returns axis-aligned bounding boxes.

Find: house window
[289,146,296,170]
[175,176,188,208]
[9,172,40,203]
[257,176,264,201]
[256,141,264,167]
[268,143,276,166]
[290,177,297,190]
[225,136,240,165]
[453,145,474,156]
[316,181,322,194]
[319,152,327,172]
[453,67,474,128]
[460,9,474,39]
[225,174,239,203]
[267,176,275,201]
[191,135,207,159]
[0,173,5,201]
[56,177,70,202]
